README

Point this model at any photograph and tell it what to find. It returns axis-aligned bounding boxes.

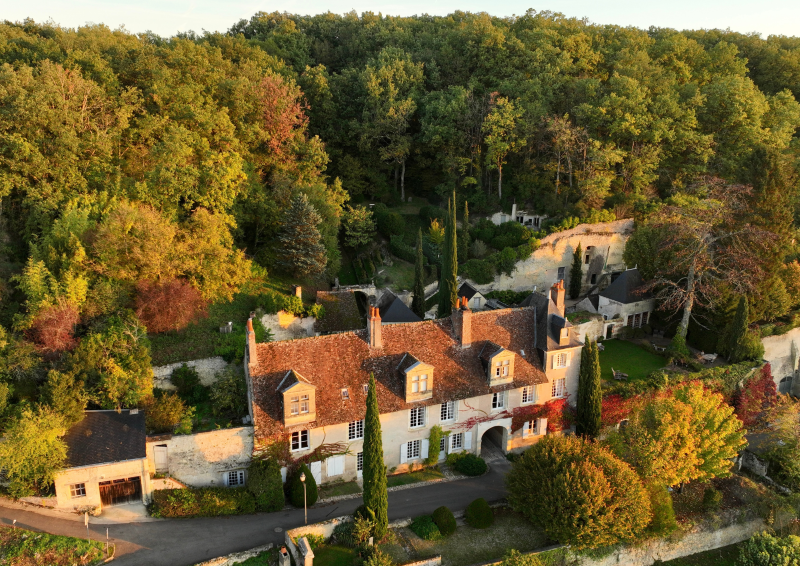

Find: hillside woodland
[1,12,800,492]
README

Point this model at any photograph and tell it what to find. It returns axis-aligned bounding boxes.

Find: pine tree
[362,373,388,539]
[438,193,458,318]
[412,229,426,318]
[577,340,602,438]
[725,296,750,363]
[569,244,583,299]
[275,193,327,278]
[458,200,470,262]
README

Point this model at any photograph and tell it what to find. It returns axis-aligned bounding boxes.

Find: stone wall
[194,544,273,566]
[472,219,634,296]
[261,311,317,341]
[152,357,230,390]
[762,327,800,393]
[146,427,254,487]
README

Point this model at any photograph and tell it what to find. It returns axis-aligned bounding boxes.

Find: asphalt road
[0,462,509,566]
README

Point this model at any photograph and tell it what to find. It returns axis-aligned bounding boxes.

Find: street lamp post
[300,472,307,525]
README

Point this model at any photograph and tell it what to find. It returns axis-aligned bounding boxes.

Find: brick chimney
[550,280,566,315]
[452,296,472,348]
[368,306,382,349]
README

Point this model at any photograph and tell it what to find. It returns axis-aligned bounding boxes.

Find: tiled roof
[315,291,364,334]
[250,308,548,443]
[519,292,583,351]
[377,291,422,324]
[63,410,146,468]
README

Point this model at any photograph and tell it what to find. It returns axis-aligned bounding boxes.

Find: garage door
[99,477,142,506]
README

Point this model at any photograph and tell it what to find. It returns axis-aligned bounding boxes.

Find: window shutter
[537,418,548,435]
[326,456,335,476]
[400,443,408,464]
[421,439,429,460]
[336,456,344,476]
[223,472,229,487]
[280,467,288,484]
[566,353,571,366]
[551,355,556,370]
[522,422,530,438]
[453,400,459,423]
[464,431,472,449]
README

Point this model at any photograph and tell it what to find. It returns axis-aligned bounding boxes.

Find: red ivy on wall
[734,363,777,427]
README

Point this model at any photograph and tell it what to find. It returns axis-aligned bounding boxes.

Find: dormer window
[278,370,316,426]
[494,360,510,377]
[480,342,515,386]
[341,388,350,400]
[363,384,369,394]
[398,354,434,402]
[412,374,428,393]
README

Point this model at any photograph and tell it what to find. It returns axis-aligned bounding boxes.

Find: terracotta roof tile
[250,308,548,445]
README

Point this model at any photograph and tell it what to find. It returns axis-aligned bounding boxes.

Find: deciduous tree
[135,279,207,334]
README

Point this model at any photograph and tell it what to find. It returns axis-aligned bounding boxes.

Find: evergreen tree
[725,296,750,363]
[438,193,458,318]
[412,229,426,318]
[576,340,602,438]
[569,243,583,299]
[458,200,470,262]
[363,373,388,539]
[275,193,327,278]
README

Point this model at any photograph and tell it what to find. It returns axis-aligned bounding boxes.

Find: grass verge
[598,339,666,381]
[387,467,444,488]
[659,544,740,566]
[312,545,357,566]
[0,525,107,566]
[238,547,279,565]
[319,481,362,499]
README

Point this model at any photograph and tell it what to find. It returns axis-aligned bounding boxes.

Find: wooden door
[154,445,168,473]
[99,477,142,506]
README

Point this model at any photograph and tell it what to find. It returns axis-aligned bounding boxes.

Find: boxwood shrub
[410,515,442,540]
[465,498,494,529]
[288,463,318,508]
[149,487,256,518]
[431,506,457,536]
[447,452,488,476]
[247,458,285,512]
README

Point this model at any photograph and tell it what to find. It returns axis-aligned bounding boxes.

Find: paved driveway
[0,464,509,566]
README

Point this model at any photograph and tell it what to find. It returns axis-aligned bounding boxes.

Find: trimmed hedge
[288,463,318,508]
[410,515,442,540]
[448,453,488,476]
[377,212,405,238]
[149,487,256,518]
[247,458,285,512]
[389,236,417,263]
[465,498,494,529]
[432,506,457,536]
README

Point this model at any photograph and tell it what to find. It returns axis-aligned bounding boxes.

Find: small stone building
[55,410,152,511]
[458,281,488,310]
[575,268,655,336]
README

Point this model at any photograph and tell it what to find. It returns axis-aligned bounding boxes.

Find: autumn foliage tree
[734,363,778,427]
[135,279,208,334]
[30,301,80,352]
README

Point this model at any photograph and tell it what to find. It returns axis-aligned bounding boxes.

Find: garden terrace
[598,339,667,382]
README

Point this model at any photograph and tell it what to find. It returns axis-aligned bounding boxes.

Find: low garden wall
[152,357,230,389]
[194,543,273,566]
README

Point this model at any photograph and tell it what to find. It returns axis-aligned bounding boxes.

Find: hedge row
[149,487,256,518]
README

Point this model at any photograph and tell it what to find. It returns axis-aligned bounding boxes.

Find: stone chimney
[550,280,565,315]
[452,296,472,348]
[246,315,258,366]
[511,202,517,220]
[368,306,382,349]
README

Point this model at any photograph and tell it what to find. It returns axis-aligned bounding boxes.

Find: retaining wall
[152,357,230,390]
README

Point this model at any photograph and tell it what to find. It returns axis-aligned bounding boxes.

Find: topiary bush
[288,464,318,508]
[465,498,494,528]
[246,458,285,512]
[410,515,442,540]
[450,453,488,476]
[432,506,457,536]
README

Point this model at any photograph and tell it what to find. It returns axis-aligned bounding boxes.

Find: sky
[4,0,800,38]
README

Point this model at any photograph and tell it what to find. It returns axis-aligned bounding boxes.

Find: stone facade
[762,327,800,394]
[472,219,633,296]
[152,357,229,390]
[54,458,152,511]
[145,427,254,487]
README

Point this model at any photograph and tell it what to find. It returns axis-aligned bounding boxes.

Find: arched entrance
[478,425,508,463]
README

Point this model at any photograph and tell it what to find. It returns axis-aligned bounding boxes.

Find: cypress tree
[726,297,749,363]
[275,193,327,278]
[362,373,388,538]
[438,193,458,318]
[412,229,426,318]
[576,340,602,438]
[569,243,583,299]
[458,200,470,261]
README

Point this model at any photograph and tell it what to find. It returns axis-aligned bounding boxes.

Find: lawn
[0,526,108,566]
[238,548,279,566]
[387,467,444,488]
[391,508,547,566]
[312,545,357,566]
[376,259,415,291]
[659,544,740,566]
[318,481,362,499]
[598,339,666,382]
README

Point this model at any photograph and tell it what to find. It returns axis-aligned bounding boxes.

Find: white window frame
[291,430,309,451]
[407,439,421,460]
[439,436,447,453]
[554,353,567,368]
[348,419,364,441]
[226,470,245,487]
[70,483,86,498]
[551,378,566,399]
[356,452,363,472]
[410,407,426,428]
[290,395,299,415]
[521,386,535,404]
[411,374,428,393]
[363,384,369,394]
[300,394,309,414]
[492,392,505,410]
[341,388,349,400]
[451,432,464,451]
[440,401,455,422]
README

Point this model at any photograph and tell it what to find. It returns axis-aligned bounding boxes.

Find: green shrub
[149,487,256,518]
[419,206,447,225]
[354,504,376,523]
[304,534,326,550]
[410,515,442,540]
[469,240,489,259]
[465,498,494,528]
[432,506,457,536]
[377,212,405,238]
[332,520,356,547]
[737,531,800,565]
[460,259,495,284]
[210,368,248,418]
[288,464,318,508]
[247,458,285,512]
[365,548,394,566]
[646,484,677,536]
[389,235,417,263]
[171,364,200,397]
[702,487,723,511]
[448,453,487,476]
[486,290,530,305]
